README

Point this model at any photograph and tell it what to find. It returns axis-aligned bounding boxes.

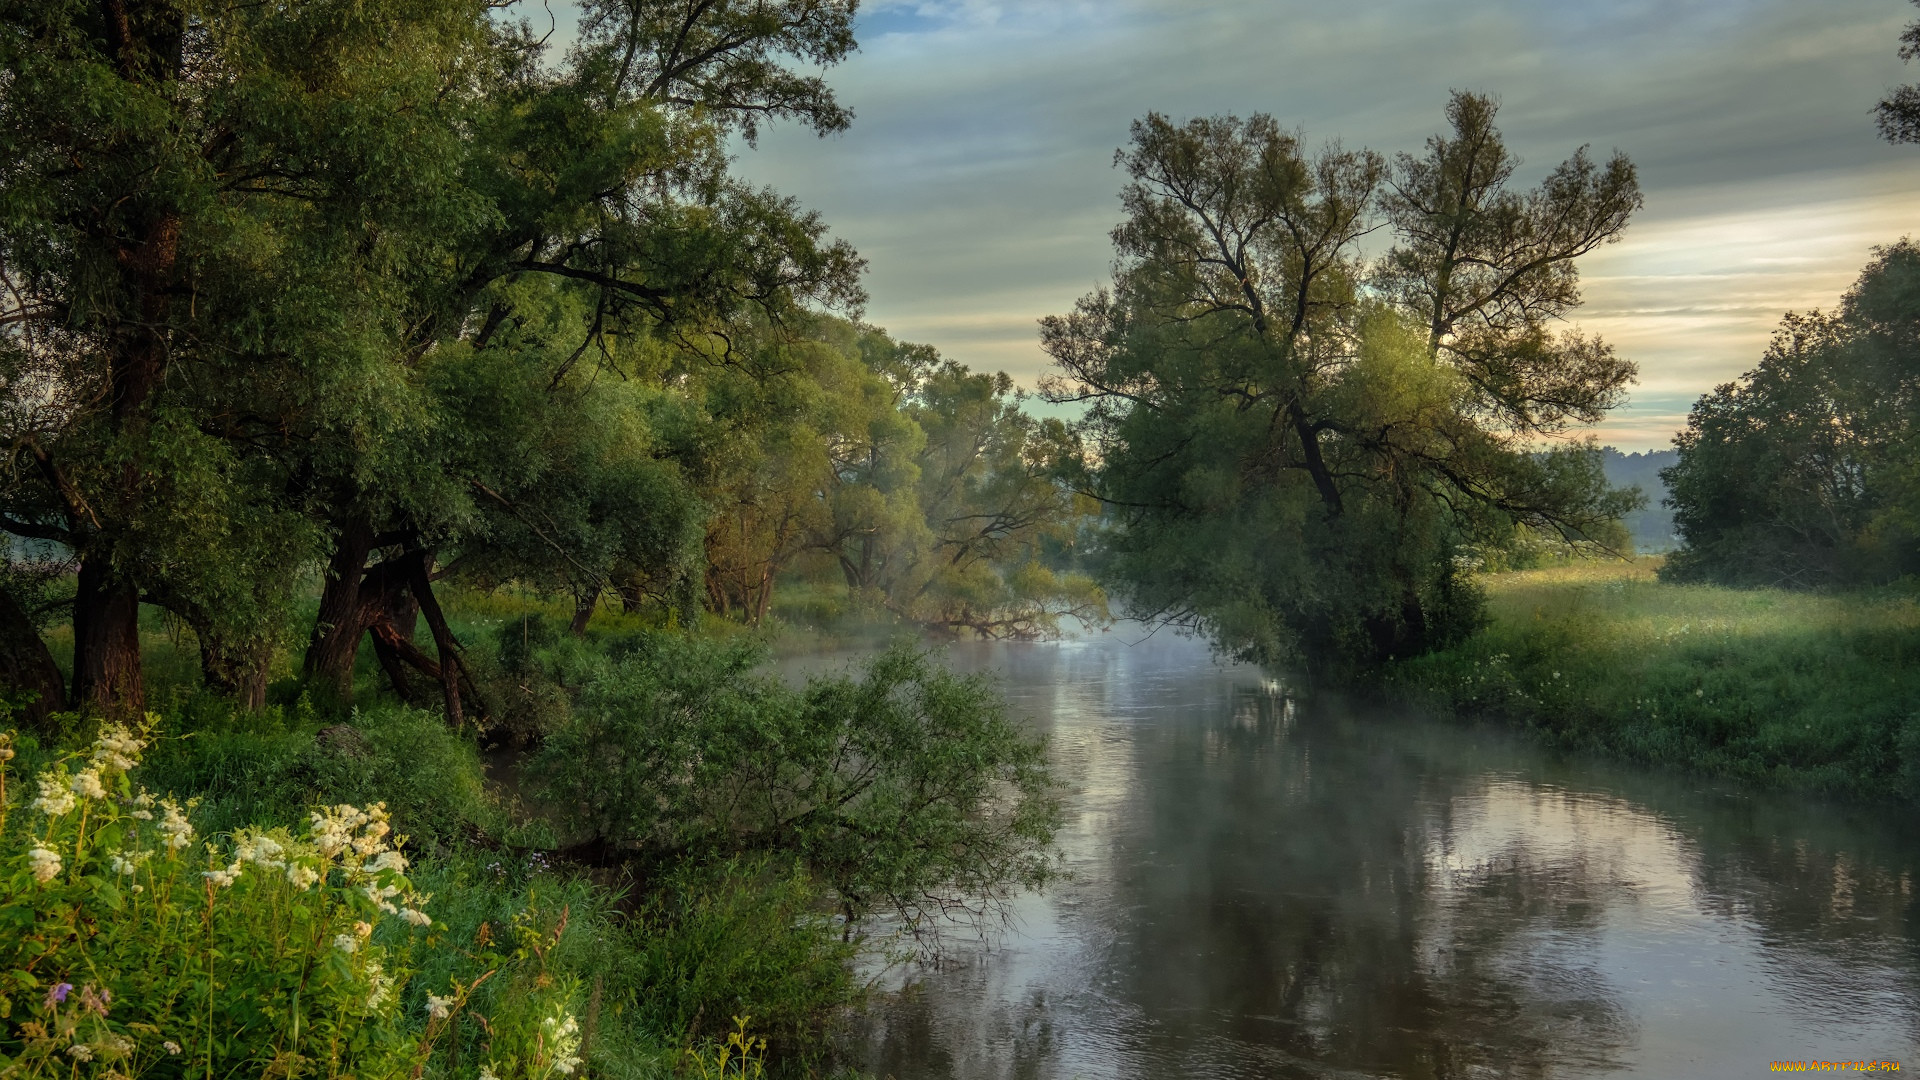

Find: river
[795,626,1920,1079]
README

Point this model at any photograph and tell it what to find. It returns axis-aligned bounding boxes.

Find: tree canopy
[1661,242,1920,588]
[1042,93,1640,670]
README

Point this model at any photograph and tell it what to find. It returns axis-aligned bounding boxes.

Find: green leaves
[533,636,1060,936]
[1663,241,1920,588]
[1044,96,1644,670]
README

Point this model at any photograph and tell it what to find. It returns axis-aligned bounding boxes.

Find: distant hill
[1599,446,1679,553]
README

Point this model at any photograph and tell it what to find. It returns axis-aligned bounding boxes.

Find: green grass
[1384,557,1920,799]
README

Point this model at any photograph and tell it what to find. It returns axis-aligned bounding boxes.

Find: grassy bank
[1382,558,1920,800]
[7,583,1056,1078]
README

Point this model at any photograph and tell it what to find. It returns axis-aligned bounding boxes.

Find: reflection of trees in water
[1089,687,1636,1078]
[852,663,1920,1078]
[1602,771,1920,1047]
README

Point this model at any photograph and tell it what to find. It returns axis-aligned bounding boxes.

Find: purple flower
[79,984,111,1017]
[43,982,72,1009]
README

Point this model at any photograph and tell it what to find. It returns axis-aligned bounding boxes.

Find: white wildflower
[478,1066,499,1080]
[365,961,395,1012]
[90,724,145,771]
[364,884,398,915]
[367,850,408,875]
[202,863,241,888]
[162,1042,181,1055]
[351,834,386,857]
[32,772,76,816]
[108,851,148,876]
[332,934,359,954]
[287,863,320,891]
[129,810,153,820]
[235,834,286,869]
[425,994,452,1021]
[542,1013,583,1076]
[309,809,354,858]
[70,768,107,800]
[158,800,194,852]
[27,846,61,883]
[400,907,432,928]
[66,1044,93,1062]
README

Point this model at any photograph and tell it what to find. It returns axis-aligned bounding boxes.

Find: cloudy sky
[717,0,1920,451]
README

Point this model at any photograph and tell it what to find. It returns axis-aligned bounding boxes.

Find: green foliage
[615,856,857,1052]
[1042,93,1640,672]
[680,317,1106,638]
[133,705,502,852]
[533,636,1060,931]
[1662,241,1920,588]
[1387,561,1920,799]
[0,723,450,1079]
[681,1019,768,1080]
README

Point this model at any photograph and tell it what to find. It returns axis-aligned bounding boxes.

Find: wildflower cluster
[0,719,448,1079]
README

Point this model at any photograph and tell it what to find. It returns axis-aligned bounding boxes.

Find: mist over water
[804,628,1920,1078]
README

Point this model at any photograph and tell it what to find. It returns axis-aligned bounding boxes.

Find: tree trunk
[196,632,270,711]
[304,521,375,698]
[570,585,600,636]
[753,566,775,625]
[71,556,144,720]
[0,587,66,732]
[406,554,465,727]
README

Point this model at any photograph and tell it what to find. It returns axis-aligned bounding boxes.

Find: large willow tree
[0,0,863,721]
[1042,93,1642,670]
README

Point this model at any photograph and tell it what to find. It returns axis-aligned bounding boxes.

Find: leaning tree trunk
[405,554,466,727]
[569,585,600,636]
[0,587,66,732]
[365,560,424,706]
[304,521,376,699]
[71,556,144,720]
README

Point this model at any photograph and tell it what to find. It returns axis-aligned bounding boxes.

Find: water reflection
[824,630,1920,1078]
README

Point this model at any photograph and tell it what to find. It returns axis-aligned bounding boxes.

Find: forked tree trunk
[71,556,144,720]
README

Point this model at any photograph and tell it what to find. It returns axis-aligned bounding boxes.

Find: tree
[1661,242,1920,587]
[292,0,865,715]
[1879,0,1920,143]
[0,0,500,717]
[877,361,1107,638]
[1042,94,1639,670]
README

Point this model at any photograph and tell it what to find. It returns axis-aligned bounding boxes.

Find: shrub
[133,705,502,852]
[615,856,857,1052]
[533,637,1061,936]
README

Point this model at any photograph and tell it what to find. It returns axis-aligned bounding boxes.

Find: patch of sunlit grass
[1388,556,1920,799]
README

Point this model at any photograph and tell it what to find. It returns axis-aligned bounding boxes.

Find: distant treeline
[1598,448,1678,554]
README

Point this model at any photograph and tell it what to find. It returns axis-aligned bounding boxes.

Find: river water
[807,627,1920,1079]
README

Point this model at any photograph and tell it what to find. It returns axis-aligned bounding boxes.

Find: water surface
[805,628,1920,1079]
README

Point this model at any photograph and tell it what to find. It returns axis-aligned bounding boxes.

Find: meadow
[1385,558,1920,799]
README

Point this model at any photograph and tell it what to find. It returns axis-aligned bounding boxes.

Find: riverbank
[1380,558,1920,800]
[8,585,1054,1078]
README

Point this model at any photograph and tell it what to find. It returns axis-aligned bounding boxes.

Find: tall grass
[1384,558,1920,799]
